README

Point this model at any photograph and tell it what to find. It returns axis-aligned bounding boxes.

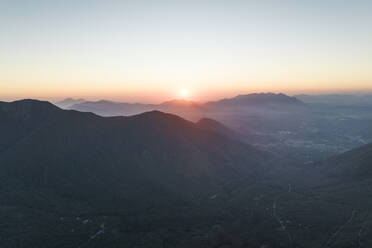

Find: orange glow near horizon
[2,1,372,103]
[2,61,372,103]
[1,79,372,103]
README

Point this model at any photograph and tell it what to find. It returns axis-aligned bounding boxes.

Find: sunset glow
[1,1,372,102]
[180,89,189,98]
[2,2,372,246]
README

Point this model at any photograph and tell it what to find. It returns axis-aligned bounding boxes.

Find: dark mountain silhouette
[206,93,303,107]
[0,99,61,154]
[0,99,271,207]
[2,99,372,247]
[0,99,284,247]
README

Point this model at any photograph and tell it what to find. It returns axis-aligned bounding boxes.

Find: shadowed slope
[0,100,272,208]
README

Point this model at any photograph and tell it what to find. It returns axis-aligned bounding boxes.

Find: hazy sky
[1,0,372,102]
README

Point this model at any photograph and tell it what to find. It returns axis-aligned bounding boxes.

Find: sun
[180,89,189,98]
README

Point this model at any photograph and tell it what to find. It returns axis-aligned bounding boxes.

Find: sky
[1,0,372,102]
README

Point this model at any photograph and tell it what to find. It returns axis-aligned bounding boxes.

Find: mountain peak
[0,99,62,126]
[1,99,60,111]
[206,92,303,107]
[131,110,191,124]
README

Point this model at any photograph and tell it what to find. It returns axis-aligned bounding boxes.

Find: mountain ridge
[57,92,303,117]
[205,93,303,107]
[0,99,273,206]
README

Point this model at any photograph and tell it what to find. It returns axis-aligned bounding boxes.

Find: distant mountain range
[206,93,303,107]
[55,93,304,117]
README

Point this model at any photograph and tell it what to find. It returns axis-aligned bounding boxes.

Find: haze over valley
[56,93,372,163]
[1,93,372,247]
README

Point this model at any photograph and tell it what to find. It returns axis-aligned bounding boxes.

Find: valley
[1,96,372,247]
